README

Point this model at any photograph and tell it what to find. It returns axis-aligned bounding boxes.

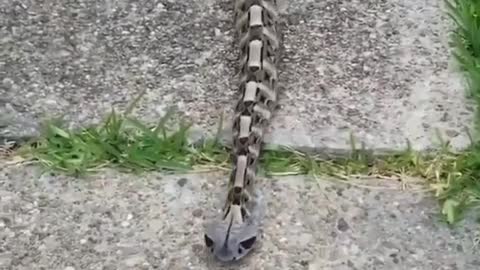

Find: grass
[1,0,479,227]
[446,0,480,103]
[442,0,480,223]
[3,105,474,224]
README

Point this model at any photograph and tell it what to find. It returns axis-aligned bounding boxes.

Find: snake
[203,0,281,262]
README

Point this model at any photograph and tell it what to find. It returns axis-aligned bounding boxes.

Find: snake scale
[204,0,281,262]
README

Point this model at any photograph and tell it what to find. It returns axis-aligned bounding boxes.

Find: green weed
[12,107,477,223]
[443,0,480,223]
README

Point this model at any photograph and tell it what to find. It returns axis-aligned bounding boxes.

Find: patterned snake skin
[204,0,281,262]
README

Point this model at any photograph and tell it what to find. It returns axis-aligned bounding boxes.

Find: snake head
[204,220,259,262]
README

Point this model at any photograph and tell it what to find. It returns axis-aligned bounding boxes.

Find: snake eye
[204,234,214,248]
[239,236,256,249]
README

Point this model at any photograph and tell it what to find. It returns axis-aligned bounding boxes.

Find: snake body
[204,0,281,262]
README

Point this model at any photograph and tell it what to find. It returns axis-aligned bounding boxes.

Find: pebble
[337,217,350,232]
[156,3,165,11]
[192,209,203,217]
[123,254,147,267]
[2,78,14,90]
[177,178,188,187]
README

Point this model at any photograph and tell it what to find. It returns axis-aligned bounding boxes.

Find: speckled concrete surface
[0,161,479,270]
[0,0,474,153]
[269,0,474,153]
[1,1,478,269]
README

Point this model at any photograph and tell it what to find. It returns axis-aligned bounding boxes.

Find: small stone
[445,129,460,138]
[80,239,87,244]
[123,254,146,267]
[156,3,165,11]
[43,99,58,106]
[2,78,14,90]
[390,253,400,264]
[64,267,75,270]
[121,221,130,227]
[192,209,203,217]
[177,178,188,187]
[337,217,350,232]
